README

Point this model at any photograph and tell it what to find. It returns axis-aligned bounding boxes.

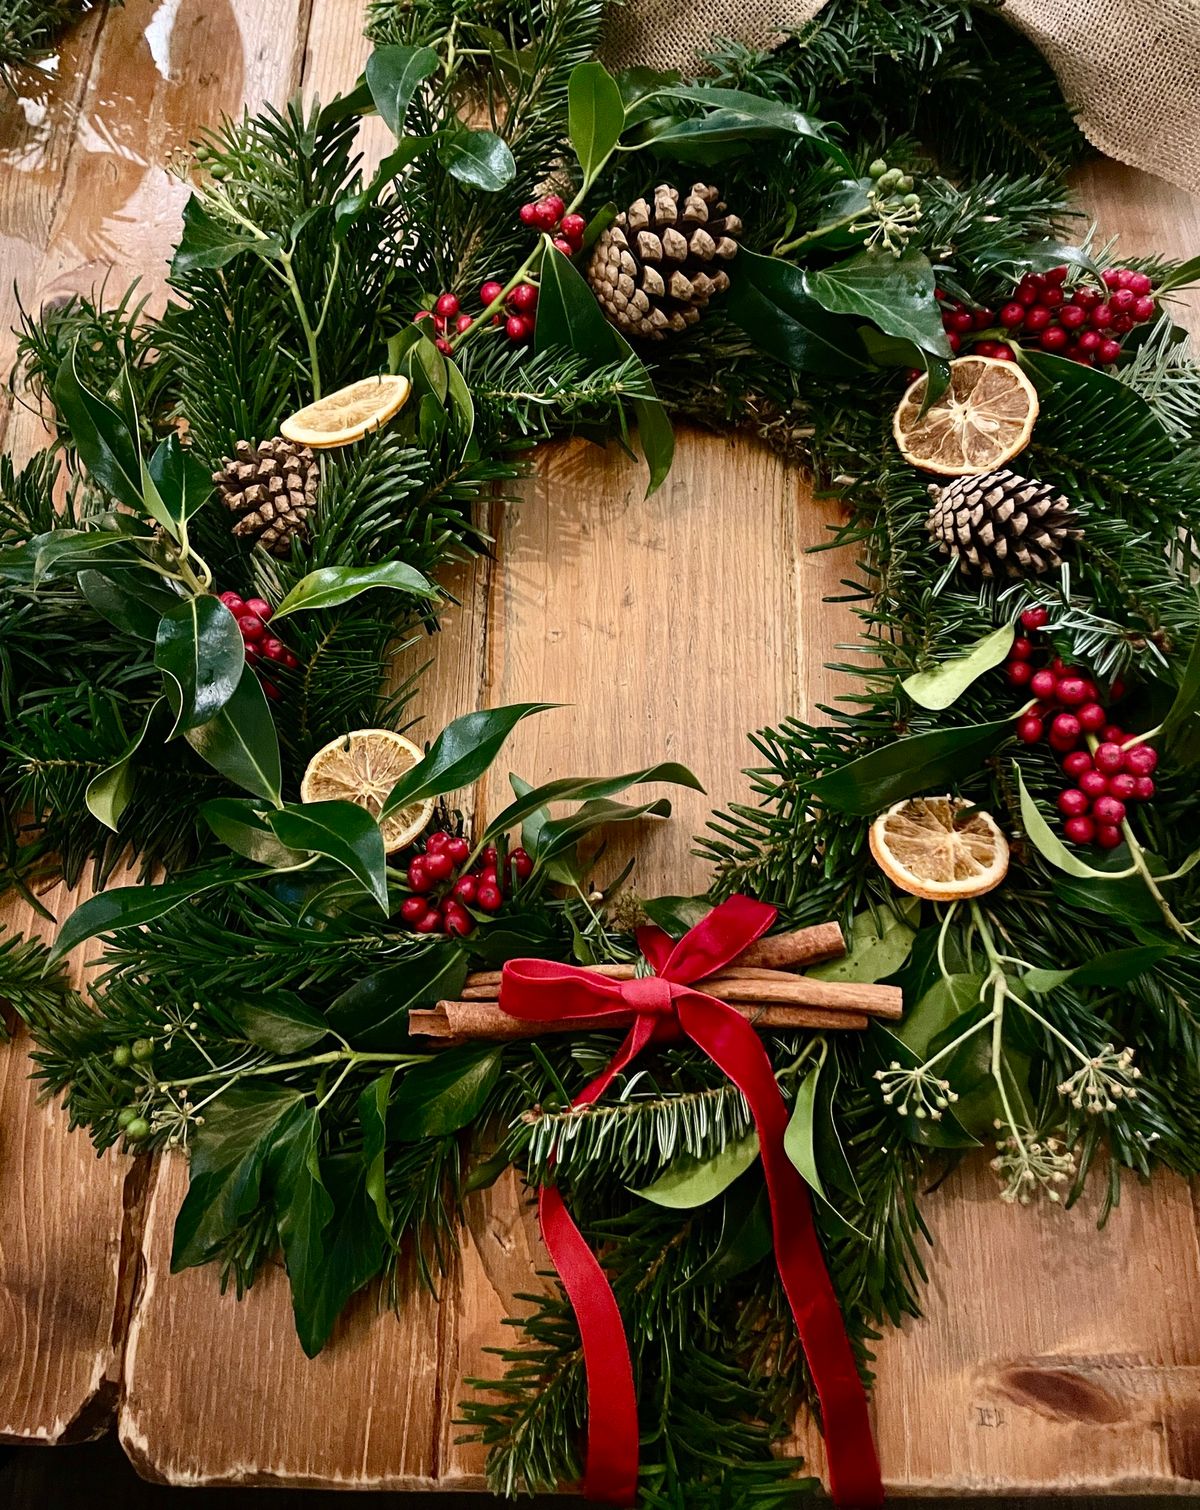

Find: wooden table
[3,0,1200,1494]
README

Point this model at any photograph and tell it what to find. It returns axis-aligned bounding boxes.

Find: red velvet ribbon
[498,894,883,1508]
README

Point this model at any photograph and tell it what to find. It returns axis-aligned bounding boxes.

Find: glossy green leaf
[271,561,437,621]
[685,1180,773,1287]
[327,946,468,1050]
[783,1067,825,1197]
[146,433,212,526]
[632,1131,760,1209]
[365,44,439,137]
[267,801,389,913]
[155,595,246,736]
[78,568,181,639]
[1015,764,1135,880]
[201,797,307,867]
[535,795,673,862]
[333,138,434,237]
[380,703,556,817]
[388,1045,502,1141]
[267,1104,336,1357]
[438,127,516,190]
[28,530,144,584]
[85,699,159,832]
[1022,944,1176,996]
[1163,628,1200,740]
[640,895,711,939]
[1051,869,1165,925]
[808,902,917,984]
[285,1149,384,1358]
[974,240,1101,280]
[171,194,280,277]
[725,250,868,378]
[52,348,143,511]
[481,762,703,850]
[811,719,1013,816]
[171,1083,303,1269]
[185,665,282,805]
[231,992,328,1053]
[902,625,1015,711]
[629,86,848,167]
[568,60,625,181]
[360,1071,395,1231]
[47,867,244,967]
[806,248,950,360]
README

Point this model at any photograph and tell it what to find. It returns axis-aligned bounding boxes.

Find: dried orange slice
[869,796,1009,901]
[300,729,432,853]
[280,375,411,449]
[893,356,1039,476]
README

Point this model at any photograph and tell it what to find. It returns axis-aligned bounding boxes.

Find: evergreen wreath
[4,0,1200,1502]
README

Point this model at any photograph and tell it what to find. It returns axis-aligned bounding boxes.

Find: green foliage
[0,0,92,80]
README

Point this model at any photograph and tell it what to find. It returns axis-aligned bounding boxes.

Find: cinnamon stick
[410,999,870,1042]
[454,975,899,1020]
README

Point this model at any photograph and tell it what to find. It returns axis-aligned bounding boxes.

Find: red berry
[1040,326,1069,352]
[1059,303,1086,329]
[1064,815,1095,845]
[941,312,956,332]
[560,213,586,244]
[1078,701,1107,732]
[479,865,499,886]
[218,590,244,612]
[243,597,272,621]
[480,279,504,305]
[426,832,449,852]
[1058,788,1090,818]
[1093,795,1126,826]
[401,896,427,923]
[1101,724,1126,744]
[1111,313,1135,334]
[509,282,538,313]
[481,846,498,865]
[1077,329,1102,353]
[433,314,447,334]
[476,882,503,913]
[238,613,265,641]
[435,292,460,318]
[1000,302,1026,328]
[1107,772,1137,800]
[261,637,287,662]
[1109,288,1135,314]
[532,201,560,230]
[1095,824,1123,849]
[1133,776,1155,801]
[1030,669,1059,701]
[973,306,994,329]
[1006,660,1033,687]
[993,343,1015,361]
[975,340,1000,358]
[1123,744,1158,776]
[455,313,474,335]
[1049,712,1082,750]
[1132,295,1156,323]
[283,650,299,670]
[444,905,474,938]
[1102,268,1123,289]
[505,315,529,342]
[243,642,261,665]
[1040,286,1064,309]
[519,202,538,226]
[1094,742,1125,774]
[436,337,453,355]
[1090,304,1113,328]
[1020,605,1049,630]
[551,237,574,257]
[1055,675,1090,706]
[1045,265,1068,285]
[451,874,478,905]
[1024,305,1052,333]
[1063,750,1093,777]
[1072,286,1101,308]
[1080,769,1108,798]
[540,193,566,221]
[1016,715,1043,744]
[946,331,961,353]
[950,309,974,333]
[407,859,432,893]
[510,847,534,879]
[1097,337,1121,364]
[446,836,470,864]
[414,310,434,324]
[425,851,455,882]
[1017,281,1041,306]
[414,909,444,934]
[1010,636,1034,661]
[1124,271,1151,296]
[1109,679,1126,701]
[261,680,280,700]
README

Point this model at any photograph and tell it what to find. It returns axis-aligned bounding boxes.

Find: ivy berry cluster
[217,590,298,700]
[400,832,535,936]
[1008,607,1158,848]
[997,266,1157,367]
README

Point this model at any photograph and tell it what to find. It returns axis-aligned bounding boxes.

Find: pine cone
[213,437,318,557]
[584,183,741,340]
[926,469,1081,578]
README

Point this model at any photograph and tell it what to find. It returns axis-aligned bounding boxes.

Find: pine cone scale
[926,468,1082,578]
[214,436,317,557]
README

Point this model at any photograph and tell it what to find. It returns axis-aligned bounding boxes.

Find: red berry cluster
[478,277,538,344]
[518,193,586,258]
[218,590,297,700]
[997,265,1156,367]
[415,291,473,356]
[937,294,1012,359]
[400,833,534,937]
[1008,606,1157,849]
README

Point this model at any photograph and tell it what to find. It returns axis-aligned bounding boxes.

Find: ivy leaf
[47,867,245,966]
[567,60,625,181]
[171,195,280,277]
[327,946,468,1050]
[267,801,389,914]
[438,127,516,190]
[85,699,160,832]
[632,1131,760,1208]
[271,561,437,621]
[1051,869,1165,926]
[481,762,702,850]
[1015,764,1136,880]
[146,433,212,527]
[266,1104,336,1357]
[286,1150,386,1358]
[805,248,950,360]
[810,718,1014,816]
[808,902,917,984]
[902,625,1015,711]
[365,44,439,137]
[78,568,182,639]
[725,249,868,378]
[360,1071,395,1231]
[185,665,282,805]
[171,1083,303,1270]
[891,973,984,1057]
[155,595,246,737]
[380,703,556,817]
[201,797,307,867]
[53,348,144,512]
[231,993,328,1054]
[387,1045,503,1141]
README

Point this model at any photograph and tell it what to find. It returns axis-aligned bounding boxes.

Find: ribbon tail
[681,994,884,1509]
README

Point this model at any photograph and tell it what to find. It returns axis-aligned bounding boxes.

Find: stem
[773,209,860,259]
[279,248,322,398]
[1121,819,1200,943]
[163,1047,430,1093]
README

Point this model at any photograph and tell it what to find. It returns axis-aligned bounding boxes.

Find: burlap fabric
[601,0,1200,194]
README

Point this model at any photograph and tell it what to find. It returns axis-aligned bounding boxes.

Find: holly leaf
[902,625,1015,711]
[380,703,556,817]
[360,1070,395,1231]
[52,349,143,512]
[271,561,437,621]
[438,127,516,190]
[481,762,703,851]
[201,797,307,867]
[725,249,868,377]
[365,44,439,137]
[184,665,282,805]
[286,1150,387,1358]
[267,801,389,914]
[811,718,1014,815]
[155,595,246,737]
[85,699,160,832]
[632,1131,760,1208]
[78,569,182,639]
[47,866,245,966]
[146,433,212,527]
[535,795,674,862]
[568,60,625,181]
[327,946,468,1050]
[628,86,848,168]
[805,248,950,361]
[387,1045,503,1141]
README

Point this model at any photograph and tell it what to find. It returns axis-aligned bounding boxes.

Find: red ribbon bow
[499,894,883,1508]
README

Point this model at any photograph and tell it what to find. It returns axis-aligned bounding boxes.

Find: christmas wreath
[3,0,1200,1503]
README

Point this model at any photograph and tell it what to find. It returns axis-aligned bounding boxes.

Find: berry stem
[1119,819,1200,944]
